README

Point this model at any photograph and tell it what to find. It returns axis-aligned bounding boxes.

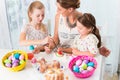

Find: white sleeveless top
[58,15,79,48]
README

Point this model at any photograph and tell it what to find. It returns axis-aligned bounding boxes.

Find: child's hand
[99,46,110,57]
[57,47,63,52]
[44,46,51,54]
[72,48,80,55]
[32,47,40,54]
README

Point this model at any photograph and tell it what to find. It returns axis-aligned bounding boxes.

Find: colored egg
[12,62,19,67]
[19,54,24,60]
[79,67,83,72]
[28,53,34,60]
[81,70,88,74]
[29,45,34,51]
[20,60,25,64]
[31,57,37,63]
[14,53,20,59]
[8,55,13,60]
[73,65,79,73]
[5,63,12,68]
[87,66,94,71]
[82,64,87,70]
[12,59,19,64]
[4,59,11,64]
[83,60,89,64]
[87,62,94,67]
[76,59,82,66]
[12,57,16,61]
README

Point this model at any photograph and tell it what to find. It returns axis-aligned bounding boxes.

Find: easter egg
[20,60,25,64]
[82,63,87,70]
[12,59,19,64]
[76,59,82,66]
[79,67,83,72]
[5,63,12,68]
[87,66,94,71]
[81,70,88,74]
[73,65,79,73]
[31,57,37,63]
[12,62,19,67]
[29,45,34,51]
[4,59,11,64]
[19,54,24,60]
[28,53,34,60]
[8,55,13,60]
[88,62,94,67]
[14,53,20,59]
[83,60,89,64]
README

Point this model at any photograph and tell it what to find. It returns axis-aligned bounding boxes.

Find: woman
[35,0,110,57]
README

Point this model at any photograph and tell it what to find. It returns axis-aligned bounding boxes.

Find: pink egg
[31,57,37,63]
[76,59,82,66]
[19,55,24,60]
[87,66,94,71]
[81,70,88,74]
[5,63,12,68]
[12,62,19,67]
[8,55,13,60]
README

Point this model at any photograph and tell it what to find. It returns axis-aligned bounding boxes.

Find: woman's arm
[58,47,72,54]
[49,13,60,49]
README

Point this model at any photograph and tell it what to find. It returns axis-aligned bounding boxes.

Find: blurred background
[0,0,120,79]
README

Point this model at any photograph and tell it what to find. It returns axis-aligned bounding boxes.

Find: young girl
[19,1,49,52]
[72,13,101,57]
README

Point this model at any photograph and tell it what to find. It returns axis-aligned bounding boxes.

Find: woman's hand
[44,46,52,54]
[32,47,40,54]
[99,46,110,57]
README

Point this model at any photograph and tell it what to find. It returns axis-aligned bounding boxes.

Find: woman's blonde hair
[28,1,47,33]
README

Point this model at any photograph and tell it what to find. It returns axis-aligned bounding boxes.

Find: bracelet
[49,38,58,49]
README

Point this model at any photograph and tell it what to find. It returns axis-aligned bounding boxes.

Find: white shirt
[72,33,99,54]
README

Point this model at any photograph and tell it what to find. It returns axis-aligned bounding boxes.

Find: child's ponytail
[92,26,101,48]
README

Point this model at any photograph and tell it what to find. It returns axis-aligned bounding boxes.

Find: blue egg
[73,65,79,73]
[29,45,34,51]
[87,62,94,67]
[14,53,20,59]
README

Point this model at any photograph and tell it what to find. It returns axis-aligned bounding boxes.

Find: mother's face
[56,2,69,17]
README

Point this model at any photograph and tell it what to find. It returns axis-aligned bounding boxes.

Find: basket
[69,55,97,78]
[2,50,28,72]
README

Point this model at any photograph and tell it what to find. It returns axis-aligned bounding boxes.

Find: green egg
[19,60,25,64]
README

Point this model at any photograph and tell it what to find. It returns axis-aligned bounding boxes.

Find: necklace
[66,17,76,28]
